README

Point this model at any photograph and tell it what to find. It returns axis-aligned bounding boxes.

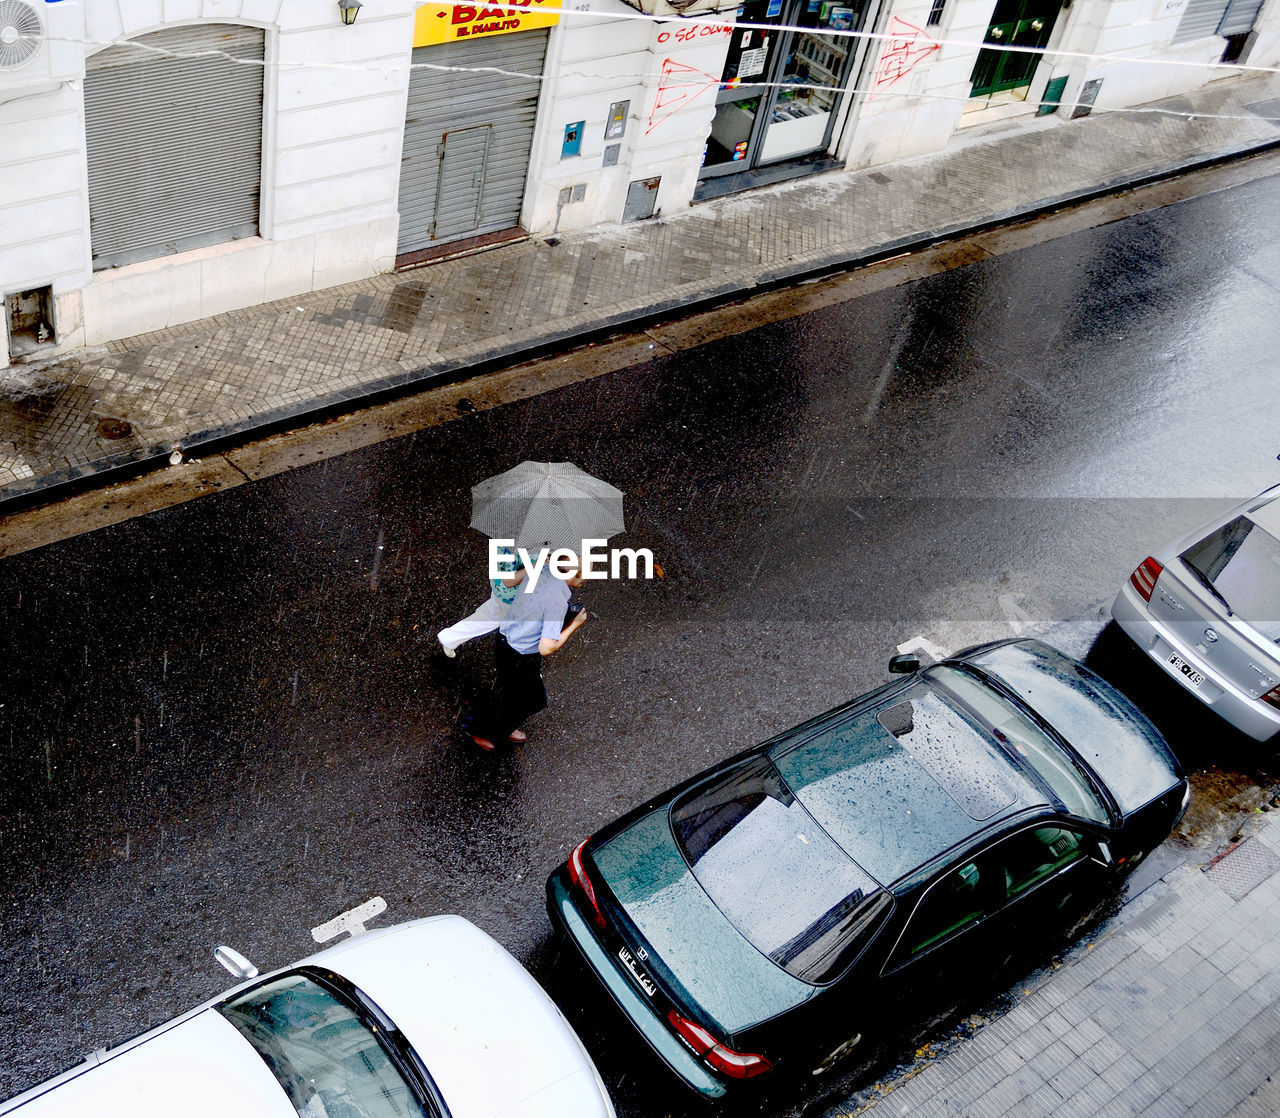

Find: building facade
[0,0,1275,366]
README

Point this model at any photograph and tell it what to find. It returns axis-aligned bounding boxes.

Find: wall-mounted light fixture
[338,0,363,25]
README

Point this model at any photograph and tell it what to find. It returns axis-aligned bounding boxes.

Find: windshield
[219,973,428,1118]
[927,665,1109,825]
[1180,515,1280,640]
[671,754,890,984]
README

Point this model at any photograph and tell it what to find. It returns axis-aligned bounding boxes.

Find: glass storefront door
[701,0,867,179]
[702,0,785,171]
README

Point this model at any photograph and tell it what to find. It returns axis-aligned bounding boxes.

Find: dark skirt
[474,632,547,738]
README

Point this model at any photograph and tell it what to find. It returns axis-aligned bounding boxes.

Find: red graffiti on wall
[647,57,721,134]
[874,16,940,87]
[655,22,732,44]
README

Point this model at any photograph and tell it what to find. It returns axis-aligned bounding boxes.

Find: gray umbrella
[470,460,626,554]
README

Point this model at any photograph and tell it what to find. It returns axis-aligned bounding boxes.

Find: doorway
[700,0,868,183]
[969,0,1060,98]
[397,31,548,259]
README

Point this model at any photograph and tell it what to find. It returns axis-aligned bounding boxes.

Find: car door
[994,823,1109,936]
[879,845,1007,1004]
[882,823,1104,997]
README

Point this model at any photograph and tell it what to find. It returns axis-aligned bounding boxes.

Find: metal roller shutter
[1173,0,1230,40]
[85,24,264,270]
[397,30,547,254]
[1217,0,1264,35]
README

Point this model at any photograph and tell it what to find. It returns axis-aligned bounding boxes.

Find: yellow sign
[414,0,560,45]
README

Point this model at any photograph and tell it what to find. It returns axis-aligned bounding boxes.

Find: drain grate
[1203,838,1280,900]
[96,417,133,440]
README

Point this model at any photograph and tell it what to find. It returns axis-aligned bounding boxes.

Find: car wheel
[811,1032,862,1076]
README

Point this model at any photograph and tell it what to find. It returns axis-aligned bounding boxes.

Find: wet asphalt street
[2,170,1280,1115]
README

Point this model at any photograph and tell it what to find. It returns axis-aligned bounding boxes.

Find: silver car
[1113,483,1280,742]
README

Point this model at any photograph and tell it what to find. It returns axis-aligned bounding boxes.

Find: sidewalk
[2,74,1279,509]
[830,811,1280,1118]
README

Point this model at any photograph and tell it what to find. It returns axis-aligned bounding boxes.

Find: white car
[0,916,615,1118]
[1113,483,1280,742]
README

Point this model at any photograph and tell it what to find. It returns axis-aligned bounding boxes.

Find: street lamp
[338,0,363,25]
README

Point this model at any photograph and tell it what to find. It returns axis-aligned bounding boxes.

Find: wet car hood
[594,809,815,1036]
[965,640,1182,817]
[4,918,612,1118]
[0,1011,296,1118]
[317,917,614,1118]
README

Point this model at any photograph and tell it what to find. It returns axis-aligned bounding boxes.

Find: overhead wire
[20,1,1280,125]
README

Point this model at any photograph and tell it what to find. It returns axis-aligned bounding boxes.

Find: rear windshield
[1181,515,1280,640]
[671,755,890,984]
[220,973,427,1118]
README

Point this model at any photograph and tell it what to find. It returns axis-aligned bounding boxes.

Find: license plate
[1168,653,1205,688]
[617,946,657,997]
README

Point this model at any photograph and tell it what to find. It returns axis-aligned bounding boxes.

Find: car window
[671,754,890,984]
[927,665,1109,825]
[896,825,1088,963]
[962,643,1179,818]
[219,973,428,1118]
[902,855,999,956]
[1002,826,1087,898]
[1181,515,1280,640]
[875,694,1020,820]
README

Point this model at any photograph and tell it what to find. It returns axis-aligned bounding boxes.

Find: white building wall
[0,0,88,369]
[1055,0,1230,112]
[842,0,1270,171]
[525,2,733,232]
[1251,0,1280,65]
[842,0,980,167]
[0,0,419,365]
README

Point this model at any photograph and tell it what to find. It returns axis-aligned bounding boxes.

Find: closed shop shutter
[397,30,547,255]
[1173,0,1230,40]
[1217,0,1265,35]
[85,24,264,270]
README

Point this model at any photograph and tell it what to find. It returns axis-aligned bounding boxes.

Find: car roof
[1247,491,1280,537]
[1167,484,1280,556]
[771,682,1047,886]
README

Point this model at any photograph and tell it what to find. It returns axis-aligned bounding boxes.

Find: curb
[3,135,1277,517]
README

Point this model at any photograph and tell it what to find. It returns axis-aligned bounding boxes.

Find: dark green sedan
[546,639,1188,1098]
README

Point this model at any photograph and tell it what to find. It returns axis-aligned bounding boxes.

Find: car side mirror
[214,945,259,979]
[888,653,921,674]
[1090,841,1115,869]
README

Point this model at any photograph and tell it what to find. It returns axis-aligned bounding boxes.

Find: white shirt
[498,574,571,654]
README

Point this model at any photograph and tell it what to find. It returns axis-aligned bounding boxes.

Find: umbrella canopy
[470,461,626,554]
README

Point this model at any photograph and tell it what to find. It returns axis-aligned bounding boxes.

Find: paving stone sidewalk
[3,73,1279,508]
[831,814,1280,1118]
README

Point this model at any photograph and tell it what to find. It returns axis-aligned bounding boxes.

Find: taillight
[666,1010,773,1080]
[1262,684,1280,710]
[1129,557,1163,602]
[568,838,607,929]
